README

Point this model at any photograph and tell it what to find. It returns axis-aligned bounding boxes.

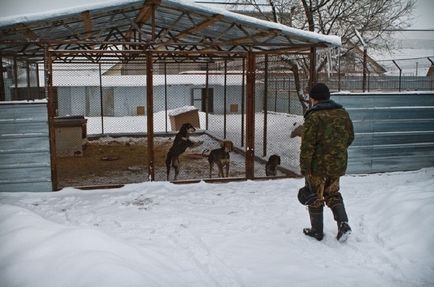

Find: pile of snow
[1,168,433,287]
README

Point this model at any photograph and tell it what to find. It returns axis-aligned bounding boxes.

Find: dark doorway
[201,88,213,113]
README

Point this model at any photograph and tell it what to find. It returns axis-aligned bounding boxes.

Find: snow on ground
[1,168,434,287]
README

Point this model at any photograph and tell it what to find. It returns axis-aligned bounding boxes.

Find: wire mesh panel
[1,60,43,101]
[52,60,148,187]
[158,59,249,181]
[154,61,215,181]
[206,59,248,179]
[47,52,311,188]
[252,55,305,177]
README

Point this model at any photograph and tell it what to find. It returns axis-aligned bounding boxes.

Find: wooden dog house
[54,116,87,157]
[169,107,200,131]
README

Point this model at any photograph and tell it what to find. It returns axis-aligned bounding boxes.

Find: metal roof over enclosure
[0,0,340,62]
[0,0,341,188]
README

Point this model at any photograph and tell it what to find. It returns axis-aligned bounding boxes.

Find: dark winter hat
[309,83,330,101]
[297,185,318,206]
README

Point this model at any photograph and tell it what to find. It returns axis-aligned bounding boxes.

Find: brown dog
[165,123,202,180]
[203,140,234,178]
[265,154,281,176]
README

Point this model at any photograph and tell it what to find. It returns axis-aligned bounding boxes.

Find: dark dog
[165,123,202,180]
[265,154,281,176]
[203,140,234,178]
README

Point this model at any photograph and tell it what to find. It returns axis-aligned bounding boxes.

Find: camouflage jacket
[300,100,354,177]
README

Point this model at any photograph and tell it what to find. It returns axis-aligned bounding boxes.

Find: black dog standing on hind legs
[165,123,202,181]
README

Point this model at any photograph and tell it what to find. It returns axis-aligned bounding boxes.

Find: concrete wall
[332,92,434,173]
[57,84,264,117]
[0,102,52,192]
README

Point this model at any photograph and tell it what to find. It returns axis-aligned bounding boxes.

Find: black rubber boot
[332,204,351,242]
[303,206,324,241]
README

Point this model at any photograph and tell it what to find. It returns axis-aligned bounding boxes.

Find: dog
[165,123,202,181]
[203,140,234,178]
[265,154,281,176]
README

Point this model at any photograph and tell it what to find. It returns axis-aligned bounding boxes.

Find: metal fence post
[245,51,255,179]
[45,46,58,191]
[26,61,31,100]
[241,58,245,147]
[36,62,41,98]
[392,60,402,92]
[164,61,168,133]
[338,50,341,91]
[367,69,370,92]
[146,51,155,181]
[0,53,5,101]
[13,57,18,100]
[363,48,367,92]
[288,77,291,113]
[98,63,104,134]
[263,55,268,158]
[205,62,209,130]
[224,59,227,139]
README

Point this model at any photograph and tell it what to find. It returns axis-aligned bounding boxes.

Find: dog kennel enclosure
[0,0,341,190]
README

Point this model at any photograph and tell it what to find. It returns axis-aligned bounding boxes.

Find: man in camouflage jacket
[300,83,354,242]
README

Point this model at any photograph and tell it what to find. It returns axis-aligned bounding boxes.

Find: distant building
[12,64,264,116]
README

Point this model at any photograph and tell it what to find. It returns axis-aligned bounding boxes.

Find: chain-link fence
[319,74,434,92]
[43,53,309,187]
[318,55,434,92]
[1,58,43,101]
[2,50,432,187]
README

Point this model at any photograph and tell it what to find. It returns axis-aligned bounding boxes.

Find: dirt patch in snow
[57,135,270,188]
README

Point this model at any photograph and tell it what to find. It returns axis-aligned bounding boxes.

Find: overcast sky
[410,0,434,29]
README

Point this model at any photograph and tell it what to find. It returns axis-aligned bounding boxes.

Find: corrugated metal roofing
[0,102,52,192]
[0,0,340,62]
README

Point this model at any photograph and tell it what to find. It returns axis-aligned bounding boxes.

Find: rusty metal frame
[0,0,342,189]
[146,51,155,181]
[45,47,59,191]
[0,39,314,189]
[245,50,256,180]
[0,52,4,101]
[42,46,295,187]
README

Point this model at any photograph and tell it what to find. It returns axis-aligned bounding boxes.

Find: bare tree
[232,0,415,111]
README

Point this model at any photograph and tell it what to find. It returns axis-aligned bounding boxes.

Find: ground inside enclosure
[57,134,284,188]
[84,111,304,173]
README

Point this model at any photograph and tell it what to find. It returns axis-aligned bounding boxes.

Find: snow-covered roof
[0,0,340,46]
[0,0,340,62]
[168,106,198,116]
